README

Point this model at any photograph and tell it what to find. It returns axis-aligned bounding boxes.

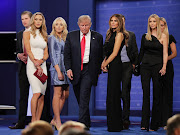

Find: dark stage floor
[0,115,167,135]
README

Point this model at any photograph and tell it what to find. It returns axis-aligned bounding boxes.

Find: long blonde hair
[50,17,68,41]
[145,14,162,41]
[160,17,169,43]
[30,12,48,42]
[105,14,129,44]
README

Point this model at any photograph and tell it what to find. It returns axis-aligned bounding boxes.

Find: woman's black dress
[104,32,125,132]
[160,35,176,126]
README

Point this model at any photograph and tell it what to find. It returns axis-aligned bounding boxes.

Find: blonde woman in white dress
[23,12,49,122]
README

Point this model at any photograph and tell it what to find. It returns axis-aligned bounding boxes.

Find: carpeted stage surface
[0,115,166,135]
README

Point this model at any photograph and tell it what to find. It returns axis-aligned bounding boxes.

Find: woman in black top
[101,14,129,132]
[159,17,177,128]
[138,14,168,131]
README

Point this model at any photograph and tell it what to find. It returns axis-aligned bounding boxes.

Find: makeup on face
[34,15,43,28]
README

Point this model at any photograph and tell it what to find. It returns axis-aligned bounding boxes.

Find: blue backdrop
[0,0,16,31]
[0,0,179,115]
[95,0,180,112]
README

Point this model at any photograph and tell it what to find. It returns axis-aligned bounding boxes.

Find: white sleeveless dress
[26,29,47,95]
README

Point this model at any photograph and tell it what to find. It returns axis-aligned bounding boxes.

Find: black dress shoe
[123,121,130,130]
[107,128,122,132]
[9,123,25,129]
[84,126,90,131]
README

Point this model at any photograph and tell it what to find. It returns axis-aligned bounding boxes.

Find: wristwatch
[41,58,45,62]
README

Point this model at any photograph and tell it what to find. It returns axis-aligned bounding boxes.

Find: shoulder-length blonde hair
[30,12,48,42]
[146,14,161,41]
[160,17,169,42]
[105,14,129,44]
[50,17,68,41]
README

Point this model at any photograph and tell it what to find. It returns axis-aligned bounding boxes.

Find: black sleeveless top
[138,34,163,66]
[103,32,125,61]
[168,35,176,56]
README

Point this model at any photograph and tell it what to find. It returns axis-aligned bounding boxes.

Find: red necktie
[81,34,86,70]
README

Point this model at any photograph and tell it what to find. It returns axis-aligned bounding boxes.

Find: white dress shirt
[80,30,91,63]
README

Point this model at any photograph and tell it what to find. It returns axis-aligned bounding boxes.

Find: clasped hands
[34,59,44,77]
[34,59,43,67]
[18,53,27,63]
[101,58,108,72]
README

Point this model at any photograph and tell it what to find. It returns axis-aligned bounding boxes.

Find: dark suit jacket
[64,30,103,86]
[16,30,25,73]
[126,31,138,65]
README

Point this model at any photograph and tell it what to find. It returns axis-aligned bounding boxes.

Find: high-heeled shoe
[50,119,56,126]
[50,119,61,130]
[141,119,150,131]
[141,127,149,131]
[54,125,61,131]
[149,127,159,131]
[141,127,146,130]
[50,119,57,130]
[149,129,158,131]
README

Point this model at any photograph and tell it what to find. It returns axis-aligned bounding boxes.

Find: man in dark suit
[64,15,103,129]
[9,11,32,129]
[120,14,138,129]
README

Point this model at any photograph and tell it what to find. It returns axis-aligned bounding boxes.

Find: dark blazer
[64,30,103,86]
[126,31,138,65]
[16,30,25,72]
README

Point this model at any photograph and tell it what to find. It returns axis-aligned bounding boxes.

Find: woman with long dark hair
[101,14,129,132]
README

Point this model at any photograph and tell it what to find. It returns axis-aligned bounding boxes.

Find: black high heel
[141,127,146,130]
[50,119,58,130]
[141,127,149,131]
[149,127,158,131]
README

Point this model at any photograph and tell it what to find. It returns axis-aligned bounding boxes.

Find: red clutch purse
[33,69,48,84]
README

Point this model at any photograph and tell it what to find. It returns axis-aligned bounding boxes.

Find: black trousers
[122,62,133,123]
[106,60,123,132]
[73,64,92,127]
[140,64,163,130]
[160,60,174,126]
[18,63,30,125]
[41,62,52,122]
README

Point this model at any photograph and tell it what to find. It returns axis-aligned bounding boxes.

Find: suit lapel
[76,30,80,46]
[90,31,96,60]
[76,31,81,63]
[77,30,81,55]
[19,30,24,52]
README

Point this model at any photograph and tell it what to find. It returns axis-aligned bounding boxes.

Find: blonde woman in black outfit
[138,14,168,131]
[159,17,177,129]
